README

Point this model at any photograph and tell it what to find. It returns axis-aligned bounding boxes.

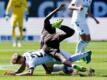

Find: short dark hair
[15,55,21,63]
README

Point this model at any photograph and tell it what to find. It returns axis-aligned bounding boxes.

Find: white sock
[52,64,64,72]
[75,40,88,53]
[12,38,17,47]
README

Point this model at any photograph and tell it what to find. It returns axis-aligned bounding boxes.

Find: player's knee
[88,37,91,42]
[85,38,91,42]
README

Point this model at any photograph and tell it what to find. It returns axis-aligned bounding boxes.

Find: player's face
[11,55,24,64]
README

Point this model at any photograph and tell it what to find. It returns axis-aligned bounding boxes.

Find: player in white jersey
[68,0,99,55]
[4,49,91,76]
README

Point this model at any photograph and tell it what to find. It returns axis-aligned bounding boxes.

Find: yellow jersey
[6,0,28,16]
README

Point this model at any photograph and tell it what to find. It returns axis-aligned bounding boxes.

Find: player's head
[11,53,25,64]
[52,19,63,28]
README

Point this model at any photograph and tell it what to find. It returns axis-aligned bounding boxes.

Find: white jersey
[69,0,92,22]
[23,49,52,69]
[23,49,71,69]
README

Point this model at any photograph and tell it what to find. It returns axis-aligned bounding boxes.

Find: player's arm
[6,0,12,15]
[87,9,100,24]
[15,68,34,76]
[23,0,29,12]
[57,25,75,41]
[15,64,26,74]
[4,64,26,76]
[44,4,65,23]
[23,0,29,21]
[5,0,13,20]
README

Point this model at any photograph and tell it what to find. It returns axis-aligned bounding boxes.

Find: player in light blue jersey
[68,0,99,60]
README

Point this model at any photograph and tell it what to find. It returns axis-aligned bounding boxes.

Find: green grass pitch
[0,41,107,80]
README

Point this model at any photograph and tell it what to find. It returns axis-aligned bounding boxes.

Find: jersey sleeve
[68,0,79,8]
[6,0,13,14]
[23,0,29,12]
[57,25,74,41]
[23,52,36,69]
[28,60,36,69]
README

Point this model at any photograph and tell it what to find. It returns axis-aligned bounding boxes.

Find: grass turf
[0,41,107,80]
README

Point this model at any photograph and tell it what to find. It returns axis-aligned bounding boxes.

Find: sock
[19,26,23,41]
[12,28,16,40]
[52,64,73,74]
[52,64,64,72]
[72,64,82,71]
[75,40,88,53]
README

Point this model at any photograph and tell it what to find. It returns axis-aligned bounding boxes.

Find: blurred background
[0,0,107,42]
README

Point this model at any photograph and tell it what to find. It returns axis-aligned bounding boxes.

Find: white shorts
[71,21,90,35]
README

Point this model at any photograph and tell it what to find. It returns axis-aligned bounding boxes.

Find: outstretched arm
[44,4,65,23]
[4,64,26,76]
[87,10,100,24]
[43,4,65,33]
[15,68,34,76]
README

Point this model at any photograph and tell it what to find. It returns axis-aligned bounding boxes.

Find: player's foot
[17,42,22,47]
[85,51,92,64]
[82,57,86,62]
[12,42,17,47]
[87,68,95,76]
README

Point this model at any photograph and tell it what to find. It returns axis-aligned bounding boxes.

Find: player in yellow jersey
[5,0,29,47]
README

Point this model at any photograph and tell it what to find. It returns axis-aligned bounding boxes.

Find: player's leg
[75,23,91,54]
[45,64,87,75]
[76,34,91,53]
[50,63,95,76]
[51,52,71,67]
[42,63,54,74]
[11,16,17,47]
[42,63,72,74]
[17,17,23,47]
[60,50,92,64]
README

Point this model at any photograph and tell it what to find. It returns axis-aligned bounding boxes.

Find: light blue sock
[75,40,88,53]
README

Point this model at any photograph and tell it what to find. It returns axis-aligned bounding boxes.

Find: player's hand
[96,20,100,24]
[25,11,29,21]
[5,15,9,21]
[4,71,16,76]
[59,4,65,10]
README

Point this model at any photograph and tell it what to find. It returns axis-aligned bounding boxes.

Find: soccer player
[40,4,75,67]
[4,49,91,76]
[5,0,29,47]
[68,0,99,56]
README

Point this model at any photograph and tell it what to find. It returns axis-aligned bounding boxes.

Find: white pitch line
[0,64,17,70]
